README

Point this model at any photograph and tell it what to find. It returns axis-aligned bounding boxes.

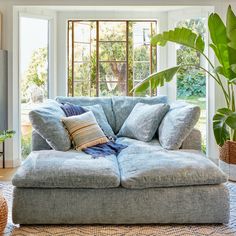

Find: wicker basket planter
[0,192,8,234]
[219,140,236,181]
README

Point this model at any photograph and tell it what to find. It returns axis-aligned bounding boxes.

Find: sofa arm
[181,128,202,151]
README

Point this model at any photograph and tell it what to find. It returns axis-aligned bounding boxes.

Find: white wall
[0,0,235,167]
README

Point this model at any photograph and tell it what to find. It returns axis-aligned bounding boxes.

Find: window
[176,18,207,152]
[68,20,157,97]
[20,16,49,159]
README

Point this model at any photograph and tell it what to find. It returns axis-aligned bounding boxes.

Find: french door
[19,15,50,159]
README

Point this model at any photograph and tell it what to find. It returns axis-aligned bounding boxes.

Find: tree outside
[68,21,157,97]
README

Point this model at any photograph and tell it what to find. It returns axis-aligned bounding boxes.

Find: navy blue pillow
[60,103,87,117]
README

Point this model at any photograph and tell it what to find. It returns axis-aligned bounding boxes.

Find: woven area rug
[1,182,236,236]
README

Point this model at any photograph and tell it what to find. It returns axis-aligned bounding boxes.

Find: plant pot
[219,140,236,181]
[0,192,8,234]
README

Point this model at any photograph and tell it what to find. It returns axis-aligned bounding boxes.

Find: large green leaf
[227,5,236,50]
[213,108,236,146]
[131,66,181,93]
[208,13,231,78]
[151,27,205,53]
[226,5,236,80]
[209,10,236,80]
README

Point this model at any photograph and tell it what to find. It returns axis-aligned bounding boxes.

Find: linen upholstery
[112,96,168,133]
[117,137,227,189]
[181,128,202,150]
[62,111,108,150]
[29,100,71,151]
[12,150,120,188]
[158,101,200,150]
[118,103,169,141]
[12,184,229,224]
[31,127,203,152]
[84,104,115,139]
[14,96,230,225]
[31,130,51,151]
[56,96,115,131]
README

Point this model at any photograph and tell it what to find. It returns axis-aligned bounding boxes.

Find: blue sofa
[12,96,229,224]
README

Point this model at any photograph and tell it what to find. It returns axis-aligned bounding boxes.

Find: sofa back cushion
[112,96,168,134]
[84,105,115,139]
[118,103,170,142]
[56,96,115,131]
[29,100,71,151]
[158,101,200,150]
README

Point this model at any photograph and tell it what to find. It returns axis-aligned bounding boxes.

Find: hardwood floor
[0,168,18,182]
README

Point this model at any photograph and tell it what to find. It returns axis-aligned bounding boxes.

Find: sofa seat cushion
[117,137,227,189]
[12,150,120,188]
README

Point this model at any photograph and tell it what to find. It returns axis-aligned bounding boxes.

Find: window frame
[167,8,213,158]
[67,20,157,97]
[18,12,56,161]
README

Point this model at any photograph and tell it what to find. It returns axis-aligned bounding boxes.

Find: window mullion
[72,21,75,97]
[126,21,129,96]
[96,20,99,97]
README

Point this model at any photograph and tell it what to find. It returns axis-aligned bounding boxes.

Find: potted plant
[0,130,15,168]
[0,130,15,142]
[132,6,236,176]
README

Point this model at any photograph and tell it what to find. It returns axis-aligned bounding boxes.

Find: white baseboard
[0,158,21,168]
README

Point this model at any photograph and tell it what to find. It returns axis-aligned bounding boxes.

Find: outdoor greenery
[21,134,31,159]
[176,19,206,98]
[21,47,48,103]
[21,47,48,159]
[132,5,236,147]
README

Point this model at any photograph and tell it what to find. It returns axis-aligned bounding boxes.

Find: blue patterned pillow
[60,103,87,117]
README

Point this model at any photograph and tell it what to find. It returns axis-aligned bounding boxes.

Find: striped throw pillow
[61,111,108,150]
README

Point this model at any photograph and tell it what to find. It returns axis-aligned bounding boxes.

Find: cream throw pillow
[62,111,108,150]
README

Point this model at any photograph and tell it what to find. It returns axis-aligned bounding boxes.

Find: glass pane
[74,81,91,96]
[74,62,90,81]
[74,43,90,62]
[99,82,126,96]
[74,22,91,42]
[176,18,207,153]
[133,62,150,81]
[133,22,152,46]
[133,45,150,61]
[130,22,155,96]
[68,21,73,96]
[99,42,126,61]
[99,22,126,41]
[20,17,49,160]
[99,62,126,84]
